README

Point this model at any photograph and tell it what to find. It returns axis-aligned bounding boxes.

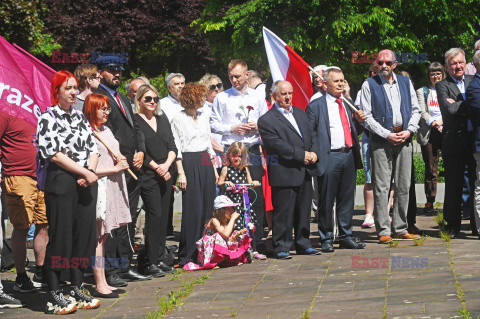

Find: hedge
[355,153,445,185]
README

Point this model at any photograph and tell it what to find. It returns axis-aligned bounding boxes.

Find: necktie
[114,92,126,116]
[336,98,353,147]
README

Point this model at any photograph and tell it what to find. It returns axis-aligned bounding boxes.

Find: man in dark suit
[306,67,367,252]
[436,48,476,238]
[465,50,480,239]
[258,80,321,259]
[96,56,153,284]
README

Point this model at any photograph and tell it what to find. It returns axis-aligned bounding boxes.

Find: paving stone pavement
[1,205,479,319]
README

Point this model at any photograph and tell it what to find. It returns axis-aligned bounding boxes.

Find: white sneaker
[361,214,374,228]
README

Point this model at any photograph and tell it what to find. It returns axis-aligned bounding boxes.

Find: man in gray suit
[436,48,476,238]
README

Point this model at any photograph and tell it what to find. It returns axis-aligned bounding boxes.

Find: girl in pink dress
[83,93,131,298]
[184,196,251,271]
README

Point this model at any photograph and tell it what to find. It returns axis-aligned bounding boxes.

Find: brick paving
[1,206,479,319]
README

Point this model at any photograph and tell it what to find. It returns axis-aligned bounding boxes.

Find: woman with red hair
[83,93,131,298]
[36,70,100,314]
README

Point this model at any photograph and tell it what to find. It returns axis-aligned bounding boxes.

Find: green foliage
[0,0,60,56]
[119,70,168,98]
[196,0,480,89]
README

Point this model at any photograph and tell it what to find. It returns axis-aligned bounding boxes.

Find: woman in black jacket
[133,84,177,277]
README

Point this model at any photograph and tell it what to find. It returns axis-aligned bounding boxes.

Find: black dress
[223,166,257,231]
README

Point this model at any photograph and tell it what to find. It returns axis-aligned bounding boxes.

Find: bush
[356,153,445,185]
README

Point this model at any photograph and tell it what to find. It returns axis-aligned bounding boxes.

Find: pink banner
[0,35,56,128]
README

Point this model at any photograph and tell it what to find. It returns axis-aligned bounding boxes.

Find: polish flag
[263,27,313,110]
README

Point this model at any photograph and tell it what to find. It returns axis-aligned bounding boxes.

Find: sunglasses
[144,96,160,103]
[377,60,394,66]
[209,83,223,90]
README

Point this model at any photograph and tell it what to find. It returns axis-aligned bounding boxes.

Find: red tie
[336,98,353,147]
[114,92,126,116]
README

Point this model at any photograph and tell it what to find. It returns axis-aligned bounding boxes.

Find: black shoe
[91,290,119,299]
[111,288,125,294]
[275,252,292,259]
[339,237,366,249]
[296,248,321,255]
[321,241,334,253]
[158,262,176,274]
[0,290,23,308]
[449,231,465,239]
[32,268,47,288]
[118,269,152,282]
[45,290,77,314]
[13,272,36,292]
[106,273,128,287]
[140,264,165,278]
[69,285,101,309]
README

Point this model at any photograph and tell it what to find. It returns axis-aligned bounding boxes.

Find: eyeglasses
[144,96,160,103]
[429,72,443,77]
[99,107,112,113]
[89,75,100,80]
[209,83,223,90]
[377,60,394,66]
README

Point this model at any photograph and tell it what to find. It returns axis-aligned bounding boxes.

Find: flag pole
[307,65,359,112]
[93,131,138,180]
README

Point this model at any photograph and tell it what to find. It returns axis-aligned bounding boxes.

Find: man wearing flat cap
[96,56,151,285]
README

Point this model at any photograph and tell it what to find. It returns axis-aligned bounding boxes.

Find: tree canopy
[195,0,480,88]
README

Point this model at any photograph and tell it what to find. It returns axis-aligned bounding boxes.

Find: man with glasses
[436,48,476,238]
[359,49,421,243]
[160,73,185,123]
[96,56,151,286]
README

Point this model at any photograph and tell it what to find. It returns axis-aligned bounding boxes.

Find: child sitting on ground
[183,196,252,271]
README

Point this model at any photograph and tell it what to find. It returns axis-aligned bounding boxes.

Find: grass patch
[387,239,400,248]
[169,269,186,281]
[413,236,426,246]
[458,308,472,319]
[145,274,210,318]
[301,308,311,319]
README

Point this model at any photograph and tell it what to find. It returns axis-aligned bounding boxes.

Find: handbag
[96,176,107,221]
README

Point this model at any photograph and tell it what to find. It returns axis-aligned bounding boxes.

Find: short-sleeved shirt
[36,105,98,167]
[0,112,37,177]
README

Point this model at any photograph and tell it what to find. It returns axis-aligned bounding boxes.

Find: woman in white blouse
[171,83,218,266]
[416,62,446,213]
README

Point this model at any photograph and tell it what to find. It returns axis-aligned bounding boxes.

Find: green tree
[195,0,480,89]
[0,0,60,56]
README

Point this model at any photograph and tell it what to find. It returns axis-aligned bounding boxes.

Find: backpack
[1,238,15,271]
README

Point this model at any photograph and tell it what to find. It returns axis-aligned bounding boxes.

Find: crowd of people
[1,42,480,314]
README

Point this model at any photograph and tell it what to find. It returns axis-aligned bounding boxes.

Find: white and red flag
[0,35,56,127]
[262,27,313,110]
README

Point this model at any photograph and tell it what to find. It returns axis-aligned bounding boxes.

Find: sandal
[253,252,267,260]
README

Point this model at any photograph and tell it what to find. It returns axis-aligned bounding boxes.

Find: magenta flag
[0,35,56,127]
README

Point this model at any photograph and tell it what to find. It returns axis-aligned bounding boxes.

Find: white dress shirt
[359,73,421,139]
[160,94,183,123]
[171,110,215,159]
[274,103,302,137]
[310,90,324,102]
[210,87,268,146]
[326,94,351,149]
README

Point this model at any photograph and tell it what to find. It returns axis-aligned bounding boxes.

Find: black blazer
[258,105,319,187]
[305,95,363,177]
[97,85,145,165]
[466,74,480,153]
[436,74,473,156]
